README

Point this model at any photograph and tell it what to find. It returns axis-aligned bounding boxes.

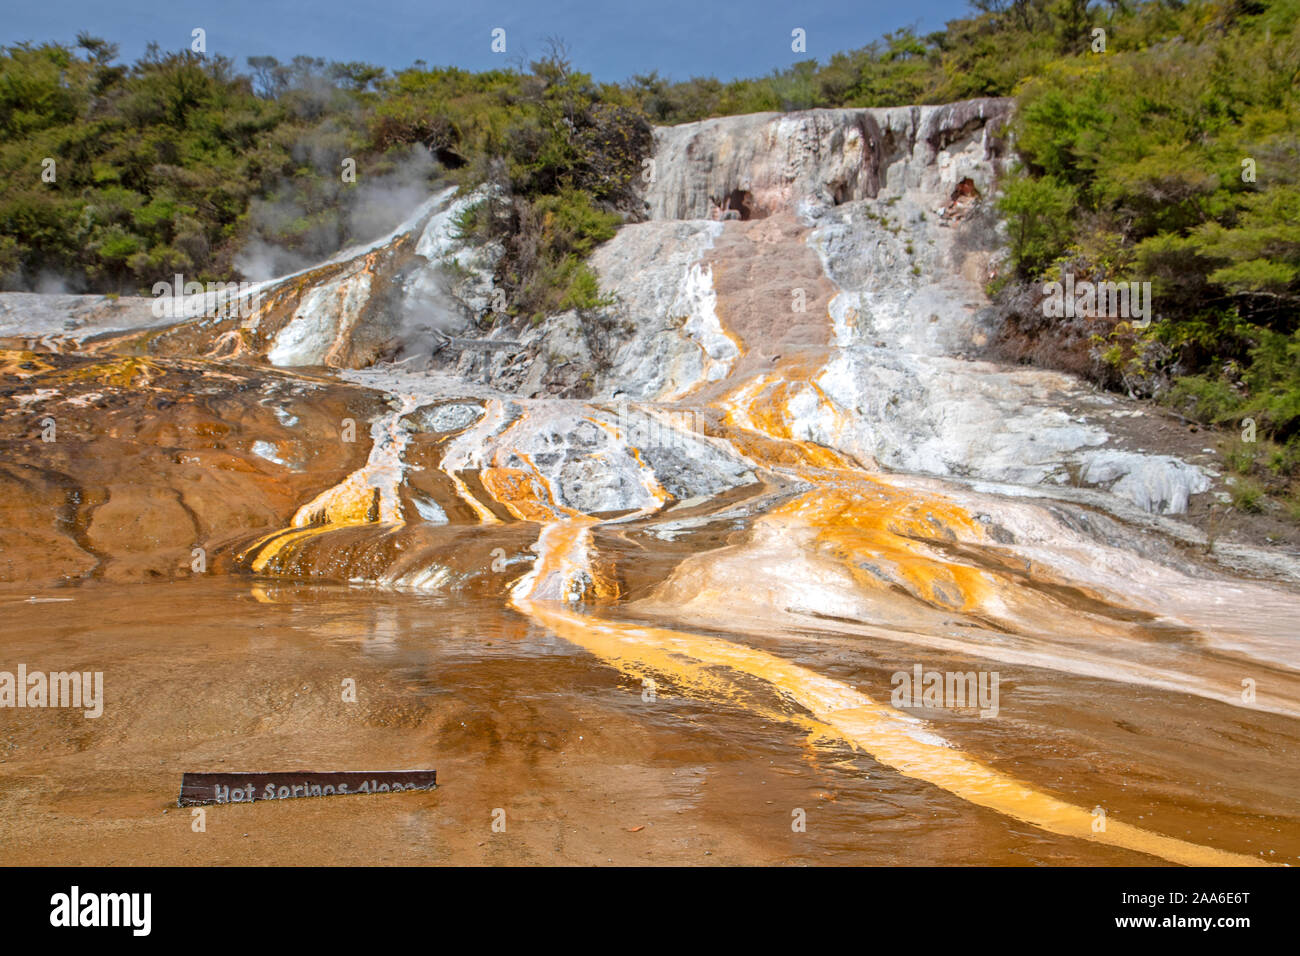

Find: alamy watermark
[0,664,103,718]
[1041,274,1151,328]
[151,273,262,321]
[610,403,706,454]
[891,664,999,718]
[50,886,150,936]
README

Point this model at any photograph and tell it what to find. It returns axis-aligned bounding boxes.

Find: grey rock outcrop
[641,98,1011,221]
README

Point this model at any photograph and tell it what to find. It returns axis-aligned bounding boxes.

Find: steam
[235,143,441,282]
[1,268,88,295]
[34,271,81,295]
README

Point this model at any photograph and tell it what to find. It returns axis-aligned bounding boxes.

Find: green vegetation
[1229,475,1266,513]
[0,39,381,289]
[982,0,1300,509]
[0,36,647,322]
[371,46,648,319]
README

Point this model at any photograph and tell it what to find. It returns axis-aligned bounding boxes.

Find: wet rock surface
[0,350,380,582]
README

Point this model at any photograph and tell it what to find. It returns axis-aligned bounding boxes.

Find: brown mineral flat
[178,771,437,806]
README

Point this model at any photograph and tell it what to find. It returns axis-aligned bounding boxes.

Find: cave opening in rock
[722,188,761,220]
[434,147,468,169]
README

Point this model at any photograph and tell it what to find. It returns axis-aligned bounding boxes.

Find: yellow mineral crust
[512,520,1274,867]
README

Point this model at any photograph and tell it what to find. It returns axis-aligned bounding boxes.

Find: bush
[1230,477,1266,513]
[998,173,1077,275]
[996,0,1300,462]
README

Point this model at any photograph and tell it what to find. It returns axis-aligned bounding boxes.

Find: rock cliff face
[1,98,1214,518]
[642,98,1009,220]
[576,98,1207,515]
[6,100,1300,867]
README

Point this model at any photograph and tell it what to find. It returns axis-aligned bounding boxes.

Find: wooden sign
[178,770,437,807]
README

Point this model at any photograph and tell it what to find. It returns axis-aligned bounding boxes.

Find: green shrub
[1167,374,1244,425]
[999,0,1300,457]
[997,172,1077,276]
[1221,439,1256,476]
[1230,478,1266,513]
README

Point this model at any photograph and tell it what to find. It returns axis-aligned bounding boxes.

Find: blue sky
[3,0,977,82]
